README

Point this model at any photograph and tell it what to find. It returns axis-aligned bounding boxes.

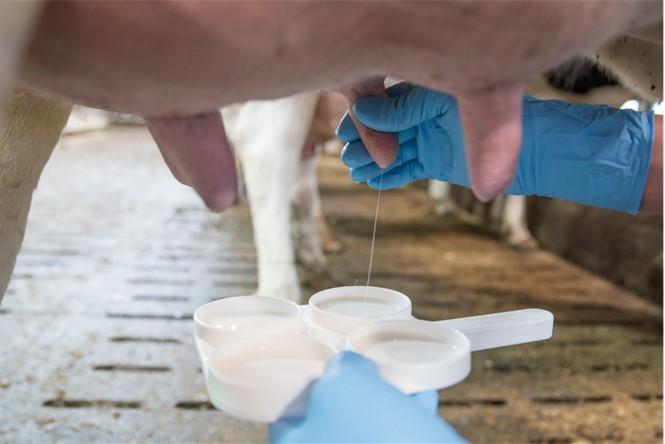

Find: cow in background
[223,92,346,302]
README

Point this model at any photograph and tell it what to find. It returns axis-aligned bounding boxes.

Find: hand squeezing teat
[338,83,654,214]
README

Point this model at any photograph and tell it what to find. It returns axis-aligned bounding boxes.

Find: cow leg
[501,195,538,250]
[428,180,455,215]
[0,88,71,302]
[291,148,327,269]
[293,145,342,260]
[239,133,301,301]
[318,197,343,256]
[291,145,342,291]
[234,93,319,303]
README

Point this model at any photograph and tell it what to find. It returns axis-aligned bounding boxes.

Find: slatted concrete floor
[0,126,662,443]
[1,127,265,442]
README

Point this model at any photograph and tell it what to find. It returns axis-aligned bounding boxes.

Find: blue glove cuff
[510,98,654,215]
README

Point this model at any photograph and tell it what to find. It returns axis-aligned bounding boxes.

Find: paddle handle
[436,309,554,352]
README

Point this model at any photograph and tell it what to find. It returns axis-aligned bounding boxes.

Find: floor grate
[43,399,143,409]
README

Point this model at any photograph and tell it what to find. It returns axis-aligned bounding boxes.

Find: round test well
[206,334,335,422]
[194,296,302,347]
[308,286,412,334]
[347,320,471,393]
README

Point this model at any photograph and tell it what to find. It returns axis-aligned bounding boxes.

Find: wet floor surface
[1,127,662,443]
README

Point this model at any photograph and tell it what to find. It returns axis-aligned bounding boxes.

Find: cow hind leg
[501,195,538,250]
[428,180,455,215]
[0,88,71,302]
[293,144,342,257]
[292,148,327,268]
[291,150,340,290]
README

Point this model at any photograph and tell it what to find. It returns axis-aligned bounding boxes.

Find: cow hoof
[296,248,327,270]
[433,201,455,216]
[506,234,539,251]
[322,238,344,255]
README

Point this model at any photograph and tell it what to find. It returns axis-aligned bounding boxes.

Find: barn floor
[0,126,662,443]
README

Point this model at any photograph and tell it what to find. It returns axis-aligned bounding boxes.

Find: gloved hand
[337,83,654,214]
[269,351,466,443]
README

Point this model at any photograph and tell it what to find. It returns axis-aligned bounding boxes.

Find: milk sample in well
[363,338,456,364]
[317,296,400,317]
[210,311,291,331]
[218,358,326,387]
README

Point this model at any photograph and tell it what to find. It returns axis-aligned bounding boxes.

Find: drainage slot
[439,398,507,407]
[590,363,649,372]
[20,248,80,257]
[94,364,171,372]
[128,278,193,286]
[527,438,573,444]
[12,273,34,280]
[631,393,663,402]
[175,401,215,410]
[215,254,257,262]
[157,254,206,261]
[110,336,181,344]
[43,399,142,409]
[484,363,533,373]
[106,312,192,321]
[132,294,190,302]
[208,265,257,275]
[532,395,611,404]
[134,265,192,273]
[476,399,507,406]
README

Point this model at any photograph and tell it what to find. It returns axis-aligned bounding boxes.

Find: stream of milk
[365,172,383,287]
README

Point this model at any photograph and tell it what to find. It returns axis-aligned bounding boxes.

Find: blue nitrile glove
[269,351,466,443]
[337,83,654,214]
